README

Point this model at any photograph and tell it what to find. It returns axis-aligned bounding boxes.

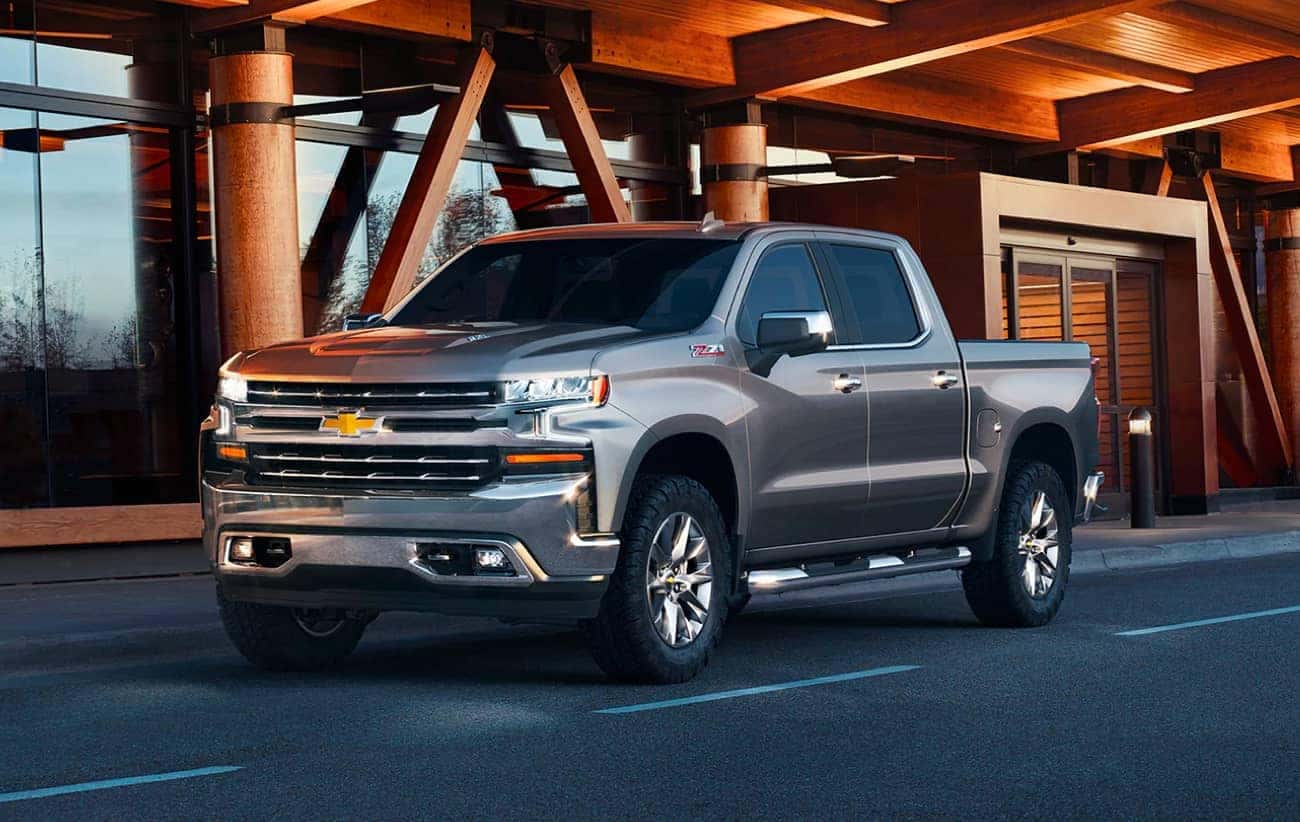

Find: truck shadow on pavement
[212,598,988,687]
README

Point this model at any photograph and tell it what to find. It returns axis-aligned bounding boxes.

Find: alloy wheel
[1017,490,1060,598]
[645,512,714,647]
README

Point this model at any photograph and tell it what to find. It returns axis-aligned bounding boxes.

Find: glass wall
[0,106,189,508]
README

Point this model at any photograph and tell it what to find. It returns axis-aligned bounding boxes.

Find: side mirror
[343,312,386,331]
[750,310,832,376]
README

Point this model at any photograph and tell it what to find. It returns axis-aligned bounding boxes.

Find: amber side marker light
[217,443,248,462]
[504,452,586,465]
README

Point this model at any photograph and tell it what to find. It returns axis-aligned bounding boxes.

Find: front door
[816,236,967,537]
[737,241,869,549]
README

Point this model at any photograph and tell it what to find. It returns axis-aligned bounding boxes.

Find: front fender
[607,413,751,540]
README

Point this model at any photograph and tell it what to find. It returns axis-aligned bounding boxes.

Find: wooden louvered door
[1005,250,1160,510]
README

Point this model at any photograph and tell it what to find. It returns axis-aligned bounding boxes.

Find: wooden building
[1,0,1298,546]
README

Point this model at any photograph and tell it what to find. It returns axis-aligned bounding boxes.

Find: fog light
[474,547,510,572]
[229,537,255,563]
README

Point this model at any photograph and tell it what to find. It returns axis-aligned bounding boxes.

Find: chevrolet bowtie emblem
[320,412,380,437]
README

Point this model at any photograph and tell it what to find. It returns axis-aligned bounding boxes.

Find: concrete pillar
[701,123,768,222]
[1266,207,1300,465]
[209,28,302,356]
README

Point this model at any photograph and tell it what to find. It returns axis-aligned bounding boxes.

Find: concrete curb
[1070,530,1300,574]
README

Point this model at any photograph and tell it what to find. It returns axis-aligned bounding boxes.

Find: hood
[234,321,650,383]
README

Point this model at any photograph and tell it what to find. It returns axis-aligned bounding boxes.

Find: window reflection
[296,141,369,334]
[36,113,185,505]
[0,106,47,506]
[0,0,35,85]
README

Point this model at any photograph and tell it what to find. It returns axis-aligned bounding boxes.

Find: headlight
[217,374,247,403]
[503,374,609,406]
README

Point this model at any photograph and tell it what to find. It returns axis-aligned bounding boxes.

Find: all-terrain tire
[961,460,1072,628]
[217,586,367,671]
[584,475,732,683]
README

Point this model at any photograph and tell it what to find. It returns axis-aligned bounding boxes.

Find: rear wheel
[961,460,1072,627]
[584,475,731,683]
[217,586,368,671]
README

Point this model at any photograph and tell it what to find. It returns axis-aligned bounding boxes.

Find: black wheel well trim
[613,423,747,593]
[970,417,1082,562]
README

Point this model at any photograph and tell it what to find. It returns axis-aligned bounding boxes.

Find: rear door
[735,237,869,548]
[815,234,967,537]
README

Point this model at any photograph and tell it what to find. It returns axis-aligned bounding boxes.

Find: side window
[736,244,829,345]
[827,244,921,344]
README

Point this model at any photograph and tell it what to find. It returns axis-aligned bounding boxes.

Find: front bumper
[203,477,618,620]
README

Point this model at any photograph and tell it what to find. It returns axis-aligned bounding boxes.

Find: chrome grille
[245,381,499,408]
[246,444,499,492]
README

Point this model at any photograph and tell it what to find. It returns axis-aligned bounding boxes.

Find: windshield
[390,237,742,332]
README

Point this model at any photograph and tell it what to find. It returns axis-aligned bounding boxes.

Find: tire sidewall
[996,461,1073,622]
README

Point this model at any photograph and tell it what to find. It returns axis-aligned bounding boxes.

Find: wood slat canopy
[692,0,1160,103]
[192,0,380,31]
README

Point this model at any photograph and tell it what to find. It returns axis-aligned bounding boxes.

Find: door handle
[833,374,863,394]
[932,370,960,389]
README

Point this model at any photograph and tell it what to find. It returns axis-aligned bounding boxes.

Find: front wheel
[217,586,369,671]
[961,460,1072,627]
[584,475,732,683]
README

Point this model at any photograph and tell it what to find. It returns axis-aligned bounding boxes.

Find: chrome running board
[746,546,972,594]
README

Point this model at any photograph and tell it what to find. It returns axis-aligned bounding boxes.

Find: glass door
[1005,249,1162,511]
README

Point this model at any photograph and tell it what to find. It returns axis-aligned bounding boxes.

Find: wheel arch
[612,417,748,553]
[968,415,1081,562]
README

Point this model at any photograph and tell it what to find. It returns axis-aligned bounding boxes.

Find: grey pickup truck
[202,220,1101,683]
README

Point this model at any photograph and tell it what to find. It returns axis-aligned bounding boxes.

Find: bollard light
[1128,407,1156,529]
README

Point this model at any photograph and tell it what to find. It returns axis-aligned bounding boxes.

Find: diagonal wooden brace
[360,47,496,314]
[1202,173,1294,477]
[545,64,631,224]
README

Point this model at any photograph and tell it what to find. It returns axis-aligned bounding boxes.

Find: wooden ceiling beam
[753,0,891,27]
[193,0,379,32]
[998,39,1195,93]
[1140,3,1300,55]
[1106,134,1297,183]
[796,73,1060,142]
[321,0,470,41]
[1054,57,1300,150]
[584,13,735,87]
[691,0,1157,105]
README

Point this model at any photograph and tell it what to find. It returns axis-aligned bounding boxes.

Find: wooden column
[628,130,672,221]
[701,123,768,222]
[360,47,495,315]
[545,65,631,225]
[210,39,302,356]
[1266,206,1300,471]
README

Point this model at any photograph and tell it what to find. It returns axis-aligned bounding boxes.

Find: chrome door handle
[833,374,863,393]
[932,370,960,389]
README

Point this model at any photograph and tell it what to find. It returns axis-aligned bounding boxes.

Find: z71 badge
[690,343,726,358]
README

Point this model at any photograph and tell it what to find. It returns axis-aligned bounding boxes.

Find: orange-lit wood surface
[210,50,304,357]
[702,124,769,222]
[1203,173,1293,480]
[1266,208,1300,468]
[545,64,632,224]
[360,47,495,314]
[0,505,200,549]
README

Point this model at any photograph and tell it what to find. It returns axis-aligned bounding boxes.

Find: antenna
[699,211,725,233]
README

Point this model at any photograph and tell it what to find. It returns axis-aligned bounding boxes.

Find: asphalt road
[1,553,1298,819]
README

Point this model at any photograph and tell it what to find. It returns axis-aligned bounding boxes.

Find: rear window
[391,237,741,333]
[826,244,921,344]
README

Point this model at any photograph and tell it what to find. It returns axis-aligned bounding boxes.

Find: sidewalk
[2,502,1299,587]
